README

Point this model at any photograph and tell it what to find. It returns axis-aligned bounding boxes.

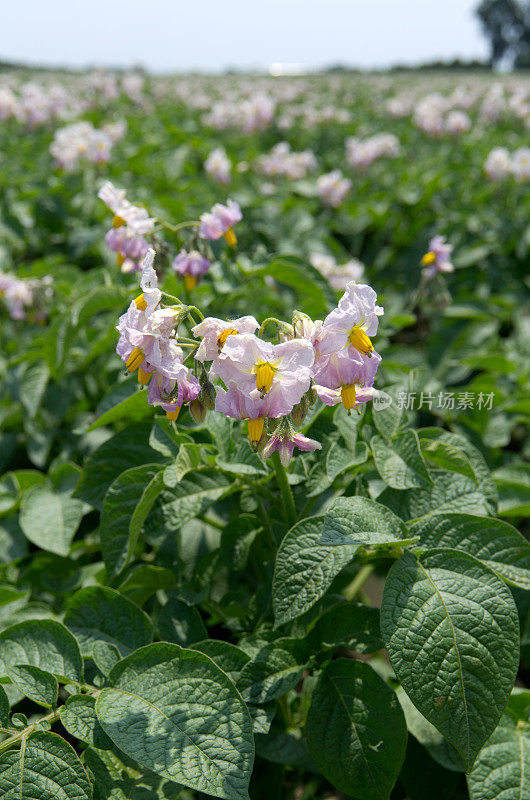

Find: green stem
[342,564,375,601]
[271,451,297,528]
[258,317,283,338]
[158,219,200,234]
[0,709,60,754]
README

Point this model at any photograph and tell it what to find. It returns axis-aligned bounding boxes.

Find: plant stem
[342,564,375,601]
[271,451,297,528]
[158,219,199,234]
[0,709,60,754]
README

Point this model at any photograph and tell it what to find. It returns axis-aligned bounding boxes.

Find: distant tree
[476,0,530,67]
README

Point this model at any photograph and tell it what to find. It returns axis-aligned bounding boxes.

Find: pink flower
[316,170,351,207]
[172,250,211,290]
[210,334,314,414]
[313,349,381,392]
[198,199,242,245]
[262,421,321,466]
[318,282,384,358]
[105,227,149,273]
[204,148,232,184]
[147,371,200,420]
[192,315,259,362]
[421,236,454,278]
[98,181,155,234]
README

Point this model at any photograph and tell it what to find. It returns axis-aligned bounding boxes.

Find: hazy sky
[3,0,488,72]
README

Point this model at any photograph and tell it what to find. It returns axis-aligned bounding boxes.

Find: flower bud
[291,394,310,426]
[277,321,294,342]
[292,310,314,339]
[199,373,217,410]
[189,397,207,424]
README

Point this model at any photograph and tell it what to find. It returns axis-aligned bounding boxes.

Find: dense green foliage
[0,70,529,799]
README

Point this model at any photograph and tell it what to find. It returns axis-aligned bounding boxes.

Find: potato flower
[172,250,211,291]
[421,236,454,279]
[261,419,321,466]
[192,316,259,362]
[317,282,384,358]
[199,200,242,246]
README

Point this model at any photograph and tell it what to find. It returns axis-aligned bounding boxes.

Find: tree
[476,0,530,67]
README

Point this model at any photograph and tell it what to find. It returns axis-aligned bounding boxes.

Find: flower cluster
[346,133,400,171]
[115,250,200,419]
[316,170,351,207]
[258,142,317,180]
[50,121,125,171]
[99,181,156,273]
[116,250,384,465]
[0,271,52,321]
[484,146,530,183]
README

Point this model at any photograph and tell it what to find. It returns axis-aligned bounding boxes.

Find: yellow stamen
[217,328,239,349]
[113,214,126,228]
[184,274,197,291]
[135,293,147,311]
[126,346,144,373]
[138,367,152,386]
[341,384,357,411]
[248,418,264,443]
[349,325,374,357]
[421,251,436,267]
[256,362,275,395]
[166,407,181,421]
[224,228,237,247]
[116,252,125,268]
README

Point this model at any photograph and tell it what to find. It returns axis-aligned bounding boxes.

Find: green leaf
[64,586,154,657]
[371,430,432,489]
[0,515,28,564]
[372,386,405,440]
[0,620,82,682]
[144,470,232,536]
[409,512,530,589]
[87,378,154,431]
[272,516,358,626]
[100,464,163,578]
[157,594,207,646]
[467,711,530,799]
[74,423,163,510]
[164,443,206,486]
[420,439,477,481]
[493,464,530,518]
[60,694,113,749]
[95,642,254,800]
[0,685,10,726]
[253,255,336,318]
[19,484,84,556]
[320,496,411,547]
[306,659,407,800]
[326,440,368,481]
[236,638,308,704]
[8,664,58,708]
[0,731,91,800]
[192,640,250,682]
[308,602,383,653]
[92,641,120,678]
[118,565,176,605]
[381,549,519,771]
[19,361,49,419]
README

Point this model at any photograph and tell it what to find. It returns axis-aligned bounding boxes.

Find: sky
[2,0,489,73]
